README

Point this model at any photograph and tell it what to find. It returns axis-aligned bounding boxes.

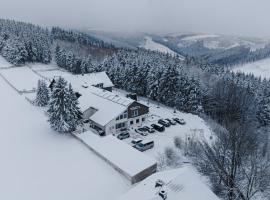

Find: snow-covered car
[117,132,130,140]
[131,138,143,147]
[143,126,155,133]
[165,118,176,125]
[135,128,148,136]
[134,140,154,152]
[173,118,186,125]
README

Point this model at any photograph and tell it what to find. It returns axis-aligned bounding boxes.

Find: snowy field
[141,36,179,56]
[118,166,219,200]
[0,56,13,68]
[0,77,130,200]
[232,58,270,79]
[0,67,41,92]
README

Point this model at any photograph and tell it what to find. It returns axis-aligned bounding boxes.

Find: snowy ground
[141,36,184,59]
[232,58,270,79]
[0,64,130,200]
[0,56,13,69]
[118,166,219,200]
[0,66,41,92]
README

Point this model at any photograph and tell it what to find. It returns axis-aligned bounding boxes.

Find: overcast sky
[0,0,269,38]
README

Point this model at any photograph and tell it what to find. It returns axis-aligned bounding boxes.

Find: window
[136,119,140,123]
[131,109,139,117]
[142,118,145,122]
[123,111,128,118]
[116,122,126,129]
[120,115,123,120]
[116,116,119,121]
[130,120,133,125]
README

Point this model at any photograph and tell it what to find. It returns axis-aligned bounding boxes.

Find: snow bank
[75,132,157,183]
[118,166,220,200]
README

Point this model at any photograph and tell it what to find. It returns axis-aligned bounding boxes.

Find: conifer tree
[35,79,50,107]
[47,77,81,133]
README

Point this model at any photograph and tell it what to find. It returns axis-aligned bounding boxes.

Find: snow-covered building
[74,133,157,184]
[79,86,149,135]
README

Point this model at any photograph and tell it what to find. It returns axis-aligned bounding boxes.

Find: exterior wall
[128,114,148,129]
[131,163,157,184]
[105,110,128,135]
[127,101,149,119]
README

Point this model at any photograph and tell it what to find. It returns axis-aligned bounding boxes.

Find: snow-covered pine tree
[47,77,80,133]
[2,37,28,65]
[35,79,50,107]
[257,89,270,126]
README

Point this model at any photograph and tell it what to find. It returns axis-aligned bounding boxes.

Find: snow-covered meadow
[232,58,270,79]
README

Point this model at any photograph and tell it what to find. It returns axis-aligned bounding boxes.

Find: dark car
[151,124,165,132]
[117,131,130,140]
[83,119,90,123]
[158,119,170,127]
[143,126,156,133]
[165,118,176,125]
[173,118,186,125]
[97,129,105,136]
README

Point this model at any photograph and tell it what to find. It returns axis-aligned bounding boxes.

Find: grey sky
[0,0,269,38]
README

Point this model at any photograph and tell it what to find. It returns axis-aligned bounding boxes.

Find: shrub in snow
[164,147,181,167]
[35,79,50,107]
[47,77,82,133]
[174,136,183,150]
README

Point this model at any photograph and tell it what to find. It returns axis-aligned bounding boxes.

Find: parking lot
[110,91,214,160]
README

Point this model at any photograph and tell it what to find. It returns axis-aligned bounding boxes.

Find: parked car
[135,140,154,151]
[158,119,170,127]
[83,119,90,123]
[151,124,165,132]
[131,138,143,147]
[97,129,105,136]
[173,118,186,125]
[135,128,148,136]
[117,132,130,140]
[165,118,176,125]
[143,126,155,133]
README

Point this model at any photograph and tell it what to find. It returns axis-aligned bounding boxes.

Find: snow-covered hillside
[232,58,270,79]
[0,66,129,199]
[141,36,178,56]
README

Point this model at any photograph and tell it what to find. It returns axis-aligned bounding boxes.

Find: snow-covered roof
[77,133,157,178]
[78,86,134,126]
[40,70,114,89]
[118,166,220,200]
